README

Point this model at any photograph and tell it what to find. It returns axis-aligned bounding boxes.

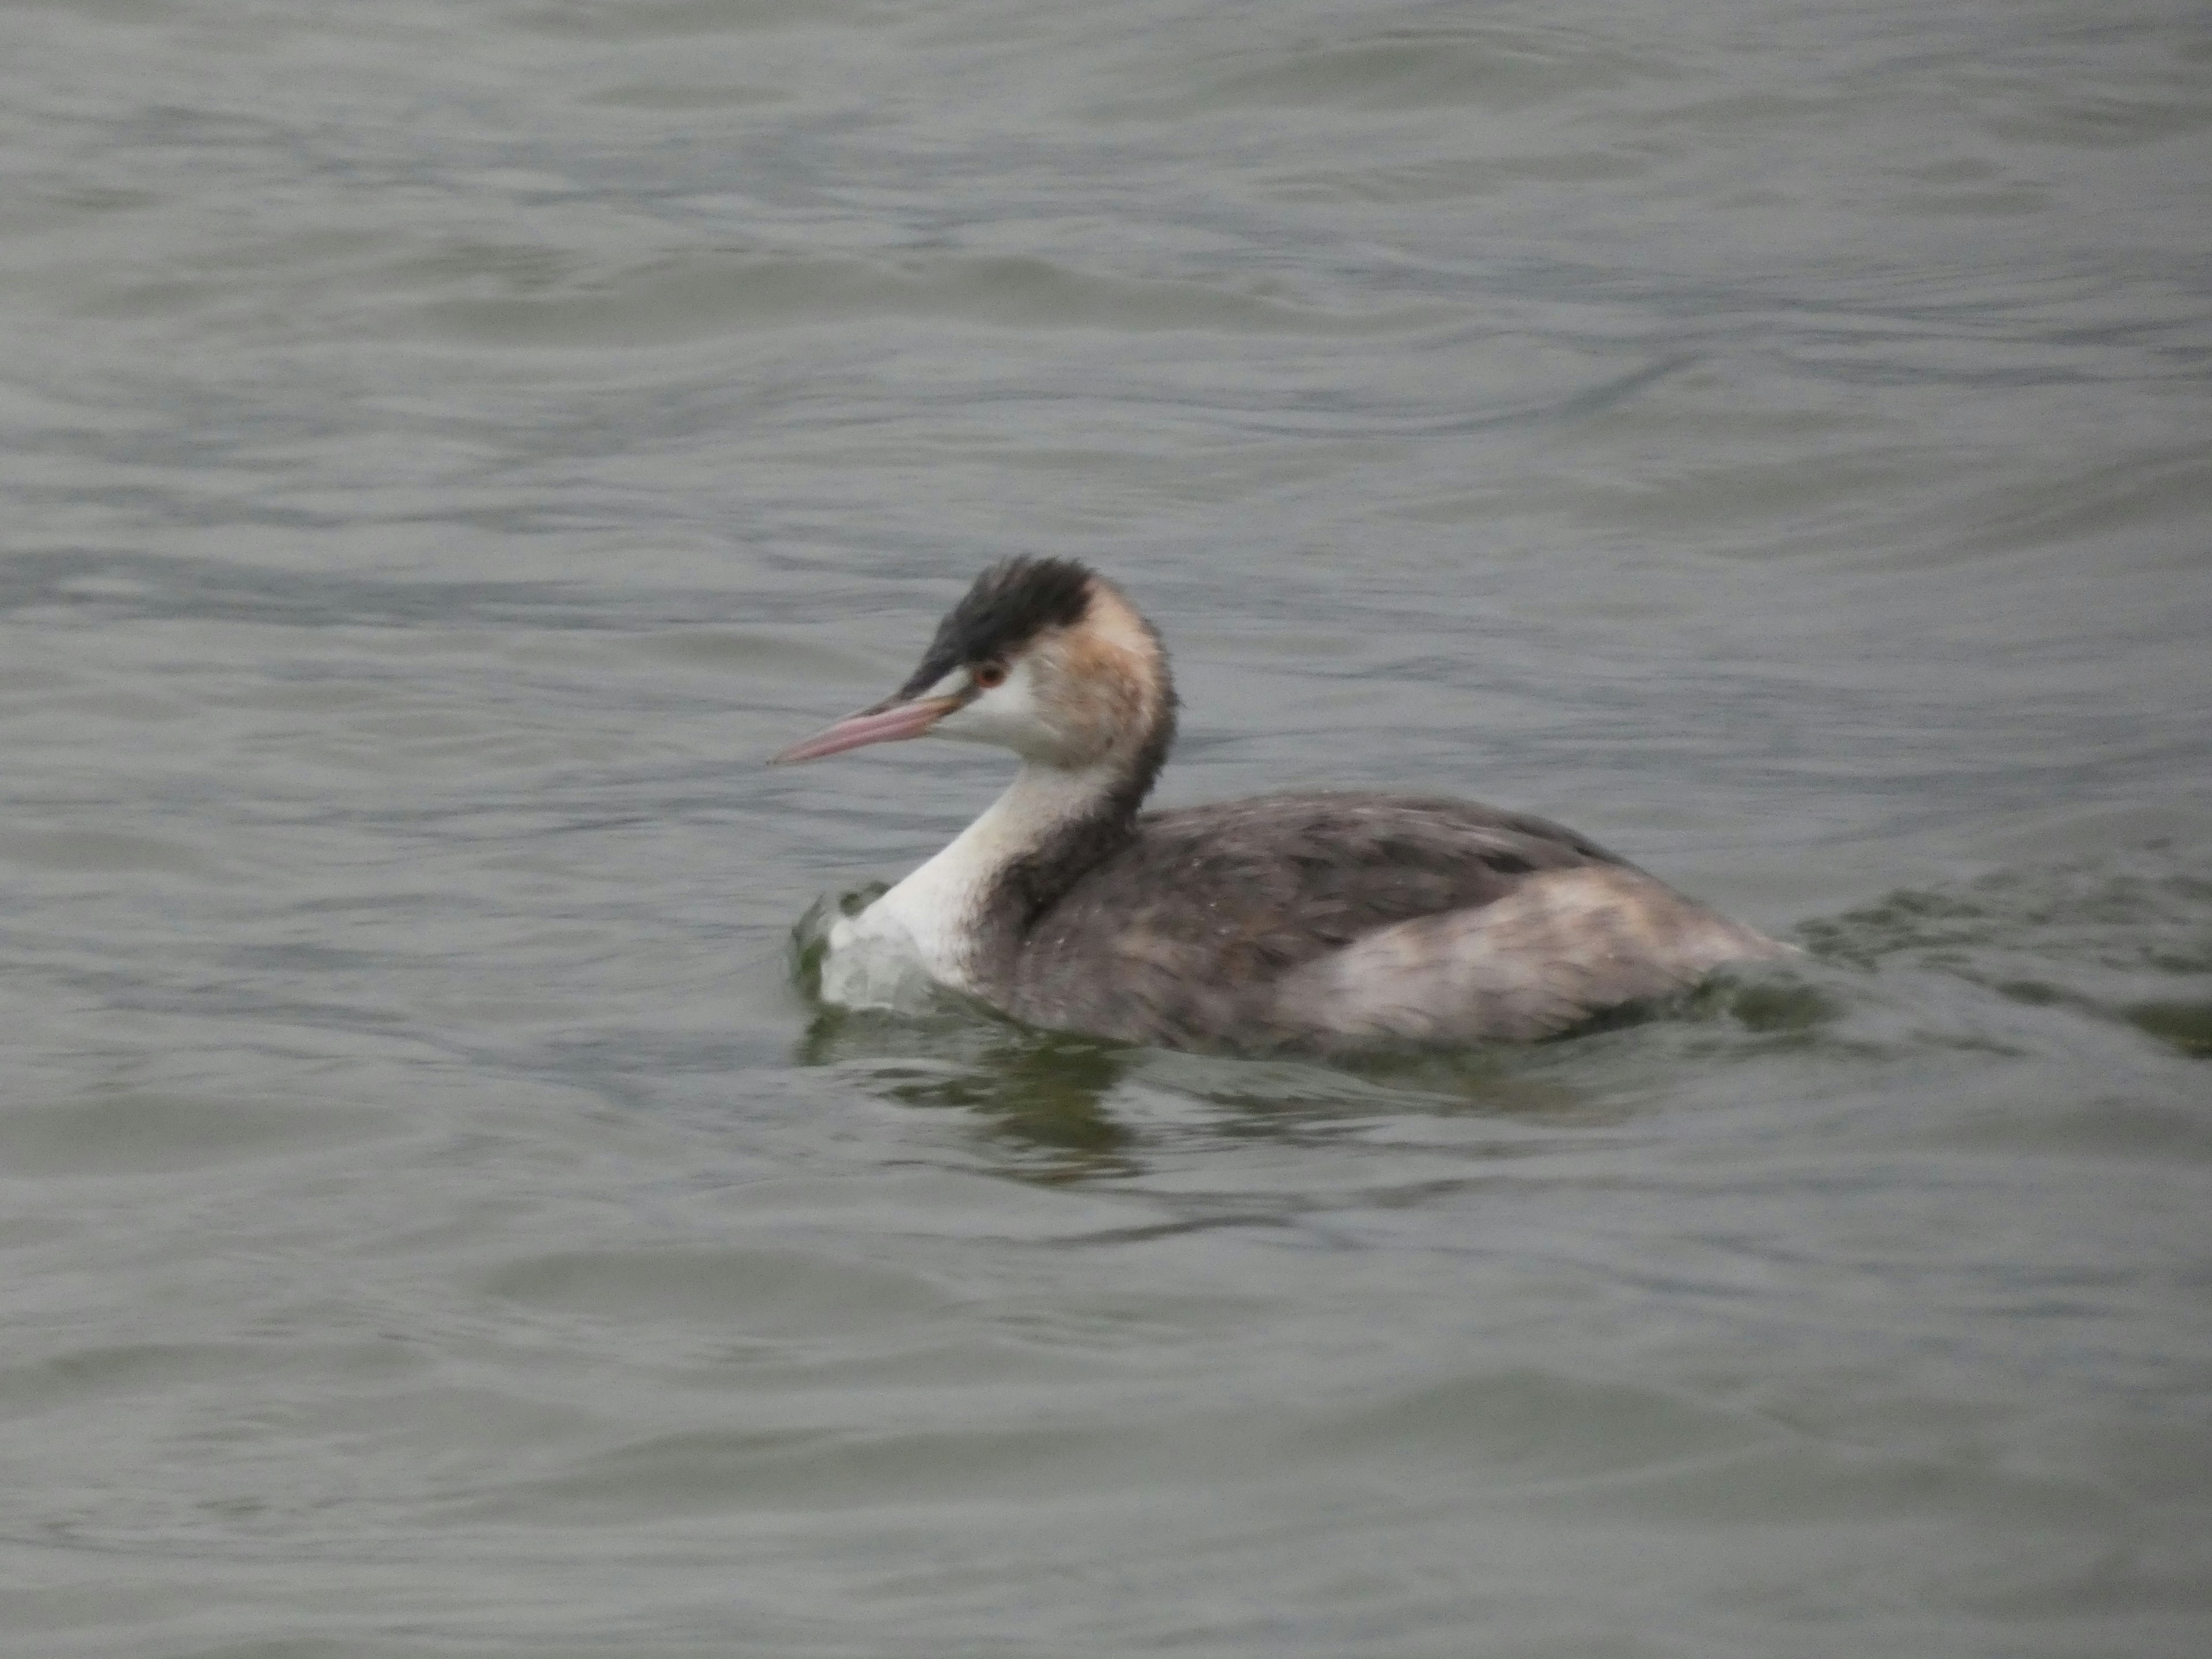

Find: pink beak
[769,694,963,764]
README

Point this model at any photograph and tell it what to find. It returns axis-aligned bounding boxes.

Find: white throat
[820,759,1123,1006]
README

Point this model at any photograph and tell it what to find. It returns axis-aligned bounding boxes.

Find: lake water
[3,2,2209,1654]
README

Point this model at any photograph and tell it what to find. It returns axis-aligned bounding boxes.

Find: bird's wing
[1003,793,1631,1045]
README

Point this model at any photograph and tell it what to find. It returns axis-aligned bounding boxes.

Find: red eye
[973,662,1007,689]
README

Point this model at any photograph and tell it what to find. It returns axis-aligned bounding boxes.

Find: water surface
[3,2,2210,1654]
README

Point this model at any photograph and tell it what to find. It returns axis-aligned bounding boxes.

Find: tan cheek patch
[1046,626,1153,757]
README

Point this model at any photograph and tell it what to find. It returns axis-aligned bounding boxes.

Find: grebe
[774,558,1785,1051]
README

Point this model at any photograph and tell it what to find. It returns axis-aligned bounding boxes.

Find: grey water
[3,1,2210,1654]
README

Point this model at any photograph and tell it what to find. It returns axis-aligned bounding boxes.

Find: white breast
[819,903,946,1011]
[817,757,1122,1011]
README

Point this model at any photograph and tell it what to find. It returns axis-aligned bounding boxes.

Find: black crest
[896,557,1095,697]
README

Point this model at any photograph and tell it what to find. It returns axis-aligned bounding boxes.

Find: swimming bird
[773,558,1785,1051]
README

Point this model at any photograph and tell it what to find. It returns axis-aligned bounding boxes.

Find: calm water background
[3,2,2210,1654]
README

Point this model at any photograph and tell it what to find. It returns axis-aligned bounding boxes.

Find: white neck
[859,759,1125,990]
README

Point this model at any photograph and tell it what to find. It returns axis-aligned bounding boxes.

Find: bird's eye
[972,662,1008,690]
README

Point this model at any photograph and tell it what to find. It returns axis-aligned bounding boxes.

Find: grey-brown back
[987,791,1760,1049]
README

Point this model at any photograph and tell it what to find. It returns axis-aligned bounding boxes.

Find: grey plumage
[982,792,1783,1050]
